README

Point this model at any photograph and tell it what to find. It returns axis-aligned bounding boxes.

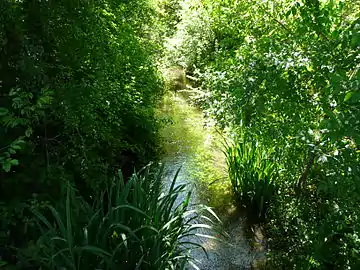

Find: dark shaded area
[0,0,162,267]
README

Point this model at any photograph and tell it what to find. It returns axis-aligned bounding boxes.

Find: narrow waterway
[158,88,265,269]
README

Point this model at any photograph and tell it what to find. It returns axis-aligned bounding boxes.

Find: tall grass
[224,139,277,221]
[29,164,218,269]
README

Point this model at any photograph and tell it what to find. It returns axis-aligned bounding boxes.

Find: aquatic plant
[29,164,218,269]
[224,138,277,221]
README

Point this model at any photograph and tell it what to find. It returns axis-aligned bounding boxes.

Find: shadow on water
[157,78,266,269]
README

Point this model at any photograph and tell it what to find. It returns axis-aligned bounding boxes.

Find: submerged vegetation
[158,90,231,213]
[1,0,359,269]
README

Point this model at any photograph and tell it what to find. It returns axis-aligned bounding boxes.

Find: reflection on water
[163,155,255,269]
[159,92,264,269]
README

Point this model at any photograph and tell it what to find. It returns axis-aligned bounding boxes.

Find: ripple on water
[162,155,259,270]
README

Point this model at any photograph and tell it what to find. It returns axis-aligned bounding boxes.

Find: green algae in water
[157,92,234,216]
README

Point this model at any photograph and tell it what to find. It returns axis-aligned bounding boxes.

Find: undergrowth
[25,164,218,269]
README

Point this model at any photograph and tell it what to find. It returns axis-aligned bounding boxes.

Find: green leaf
[12,145,22,150]
[331,30,339,39]
[79,245,111,258]
[2,160,11,172]
[344,91,360,103]
[25,127,33,137]
[0,108,9,116]
[351,33,360,48]
[10,159,19,166]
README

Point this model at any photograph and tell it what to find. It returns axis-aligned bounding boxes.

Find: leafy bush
[26,164,217,269]
[163,0,214,70]
[155,0,182,38]
[267,145,360,269]
[166,0,360,268]
[224,138,277,221]
[0,0,164,264]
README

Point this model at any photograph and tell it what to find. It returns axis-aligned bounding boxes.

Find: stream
[159,88,265,269]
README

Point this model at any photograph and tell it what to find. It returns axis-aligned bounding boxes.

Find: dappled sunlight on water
[157,91,265,269]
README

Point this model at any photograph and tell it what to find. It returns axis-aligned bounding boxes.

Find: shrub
[167,0,360,267]
[163,0,214,70]
[266,146,360,269]
[26,164,218,269]
[0,0,163,263]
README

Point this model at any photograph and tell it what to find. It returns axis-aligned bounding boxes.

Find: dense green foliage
[0,0,168,266]
[225,138,277,221]
[2,0,359,268]
[28,165,216,269]
[167,0,360,268]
